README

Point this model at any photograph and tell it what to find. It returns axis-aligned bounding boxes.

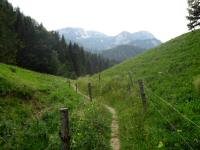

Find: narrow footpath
[72,82,120,150]
[104,105,120,150]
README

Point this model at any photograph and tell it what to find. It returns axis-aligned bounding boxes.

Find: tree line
[0,0,114,78]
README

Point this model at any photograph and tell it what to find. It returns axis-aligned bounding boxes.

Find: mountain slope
[78,29,200,149]
[101,45,146,62]
[0,63,111,149]
[57,28,161,52]
[129,38,161,49]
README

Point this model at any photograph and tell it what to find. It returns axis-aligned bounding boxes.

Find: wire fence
[123,74,200,148]
[85,72,200,148]
[136,81,200,149]
[143,85,200,130]
[149,100,194,150]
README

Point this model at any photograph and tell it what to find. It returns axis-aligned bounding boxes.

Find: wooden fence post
[75,83,78,93]
[138,80,147,113]
[88,82,92,101]
[60,108,70,150]
[99,73,101,84]
[128,71,133,87]
[127,83,131,92]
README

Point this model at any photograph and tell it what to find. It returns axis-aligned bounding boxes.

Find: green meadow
[0,63,111,150]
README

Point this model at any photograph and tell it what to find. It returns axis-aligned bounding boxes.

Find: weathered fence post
[60,108,70,150]
[99,73,101,84]
[127,83,131,92]
[88,82,92,101]
[138,80,147,112]
[128,71,134,87]
[75,83,78,93]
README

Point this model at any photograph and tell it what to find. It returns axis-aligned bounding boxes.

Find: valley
[1,0,200,149]
[58,28,161,62]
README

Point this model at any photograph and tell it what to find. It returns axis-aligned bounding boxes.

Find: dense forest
[0,0,113,78]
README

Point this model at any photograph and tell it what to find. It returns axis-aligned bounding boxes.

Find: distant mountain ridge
[57,27,161,52]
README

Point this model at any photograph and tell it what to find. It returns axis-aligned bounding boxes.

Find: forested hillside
[0,0,113,78]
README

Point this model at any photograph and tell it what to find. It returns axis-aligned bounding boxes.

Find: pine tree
[187,0,200,30]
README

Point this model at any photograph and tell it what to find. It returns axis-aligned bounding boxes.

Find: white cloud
[8,0,189,42]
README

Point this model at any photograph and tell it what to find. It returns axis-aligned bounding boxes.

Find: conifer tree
[187,0,200,30]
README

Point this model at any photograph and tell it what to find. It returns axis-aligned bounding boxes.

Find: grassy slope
[101,45,145,62]
[0,63,111,150]
[78,29,200,149]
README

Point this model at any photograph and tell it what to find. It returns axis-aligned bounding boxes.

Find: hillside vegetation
[78,29,200,149]
[0,63,111,150]
[101,45,146,62]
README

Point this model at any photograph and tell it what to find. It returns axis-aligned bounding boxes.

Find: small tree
[187,0,200,30]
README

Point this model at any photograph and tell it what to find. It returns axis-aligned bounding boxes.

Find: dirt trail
[105,105,120,150]
[71,82,120,150]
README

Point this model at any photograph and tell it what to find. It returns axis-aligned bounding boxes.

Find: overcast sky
[8,0,188,42]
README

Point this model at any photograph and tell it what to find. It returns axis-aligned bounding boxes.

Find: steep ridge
[78,29,200,149]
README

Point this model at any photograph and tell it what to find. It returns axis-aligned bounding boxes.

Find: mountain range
[57,28,161,52]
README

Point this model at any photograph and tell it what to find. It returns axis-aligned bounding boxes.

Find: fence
[82,72,200,149]
[64,75,200,149]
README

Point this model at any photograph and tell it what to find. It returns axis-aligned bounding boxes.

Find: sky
[8,0,189,42]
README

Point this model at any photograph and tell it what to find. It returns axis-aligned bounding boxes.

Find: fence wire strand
[144,85,200,130]
[149,100,194,150]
